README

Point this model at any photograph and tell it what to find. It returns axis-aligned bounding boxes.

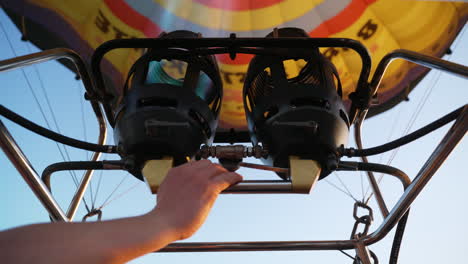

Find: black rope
[0,105,117,153]
[341,106,463,157]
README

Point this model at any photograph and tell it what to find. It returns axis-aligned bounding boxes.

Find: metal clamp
[82,208,103,222]
[197,145,267,160]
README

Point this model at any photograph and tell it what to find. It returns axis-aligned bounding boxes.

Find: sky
[0,8,467,264]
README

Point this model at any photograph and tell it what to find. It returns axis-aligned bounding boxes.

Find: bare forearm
[0,161,241,264]
[0,211,176,264]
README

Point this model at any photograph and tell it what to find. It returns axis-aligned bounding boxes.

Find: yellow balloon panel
[315,1,466,106]
[363,1,466,97]
[218,63,249,129]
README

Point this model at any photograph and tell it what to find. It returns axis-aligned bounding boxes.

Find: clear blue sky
[0,9,467,263]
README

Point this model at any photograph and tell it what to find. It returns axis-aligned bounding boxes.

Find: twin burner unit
[111,28,350,180]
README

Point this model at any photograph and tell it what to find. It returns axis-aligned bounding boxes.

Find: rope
[324,178,358,202]
[92,165,104,209]
[333,172,359,202]
[23,42,87,197]
[363,106,403,200]
[99,173,130,208]
[99,181,143,209]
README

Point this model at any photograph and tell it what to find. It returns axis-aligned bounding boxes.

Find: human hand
[150,160,242,240]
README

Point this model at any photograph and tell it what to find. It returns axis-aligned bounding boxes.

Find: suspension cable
[99,181,143,209]
[91,152,108,208]
[366,27,466,205]
[362,107,403,201]
[0,21,94,211]
[99,173,131,209]
[333,172,359,202]
[337,161,411,264]
[24,41,88,191]
[324,178,358,202]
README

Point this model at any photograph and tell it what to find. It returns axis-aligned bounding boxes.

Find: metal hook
[82,208,102,222]
[350,201,374,239]
[353,201,374,223]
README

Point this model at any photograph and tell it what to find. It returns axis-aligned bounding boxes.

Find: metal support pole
[224,180,293,193]
[0,120,68,222]
[157,106,466,252]
[354,117,389,218]
[160,240,356,252]
[66,118,106,220]
[362,105,467,245]
[0,48,108,221]
[0,48,97,98]
[353,49,468,218]
[354,241,372,264]
[370,49,468,97]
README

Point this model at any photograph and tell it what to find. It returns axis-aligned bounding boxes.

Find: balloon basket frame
[1,38,467,264]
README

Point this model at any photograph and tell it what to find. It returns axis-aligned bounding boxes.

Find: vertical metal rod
[355,49,468,218]
[354,240,372,264]
[354,113,389,218]
[363,105,467,245]
[65,111,106,220]
[0,48,108,221]
[0,120,68,222]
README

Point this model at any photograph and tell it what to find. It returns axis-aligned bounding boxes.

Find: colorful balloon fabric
[3,0,467,129]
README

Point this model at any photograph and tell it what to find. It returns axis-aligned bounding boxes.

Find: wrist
[142,208,180,244]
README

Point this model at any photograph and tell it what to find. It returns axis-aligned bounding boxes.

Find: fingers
[182,160,227,178]
[210,172,243,192]
[171,160,242,192]
[186,159,213,169]
[167,160,215,180]
[203,163,229,179]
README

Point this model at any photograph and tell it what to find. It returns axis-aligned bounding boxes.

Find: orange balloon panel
[3,0,467,129]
